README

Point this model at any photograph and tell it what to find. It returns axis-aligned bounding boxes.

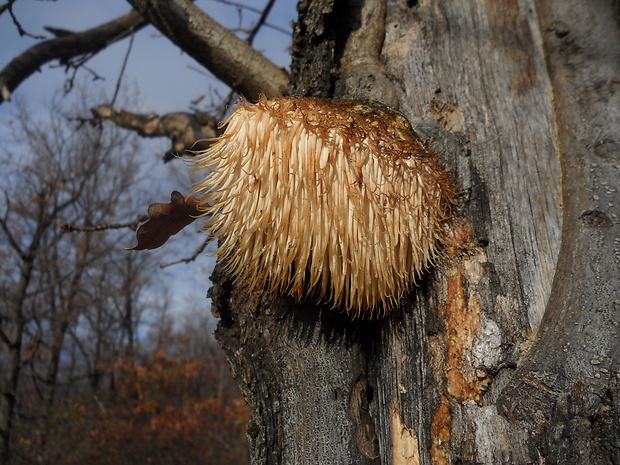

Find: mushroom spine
[192,96,456,317]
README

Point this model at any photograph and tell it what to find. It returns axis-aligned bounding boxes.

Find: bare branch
[91,105,221,160]
[214,0,265,15]
[246,0,276,45]
[160,236,212,268]
[0,10,147,104]
[0,194,24,257]
[110,29,136,106]
[125,0,290,100]
[60,215,149,233]
[213,0,290,36]
[4,0,46,39]
[0,1,13,16]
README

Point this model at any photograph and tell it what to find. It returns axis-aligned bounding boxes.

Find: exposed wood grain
[371,0,563,462]
[383,0,562,332]
[209,0,617,463]
[498,0,619,462]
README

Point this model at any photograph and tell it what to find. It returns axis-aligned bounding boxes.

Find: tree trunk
[212,0,619,464]
[0,217,52,465]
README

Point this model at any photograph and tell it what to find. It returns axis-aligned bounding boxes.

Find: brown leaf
[127,191,201,251]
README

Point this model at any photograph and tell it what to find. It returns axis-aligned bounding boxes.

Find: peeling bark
[391,399,421,465]
[14,0,609,462]
[442,255,487,403]
[91,105,220,160]
[212,0,617,463]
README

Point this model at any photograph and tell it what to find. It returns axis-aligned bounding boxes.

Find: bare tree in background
[1,0,618,464]
[0,91,155,463]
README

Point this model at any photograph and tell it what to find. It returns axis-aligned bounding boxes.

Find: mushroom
[192,96,456,317]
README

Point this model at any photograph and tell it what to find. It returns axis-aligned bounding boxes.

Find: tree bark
[211,0,618,464]
[17,0,608,462]
[124,0,290,101]
[91,105,220,160]
[498,0,620,462]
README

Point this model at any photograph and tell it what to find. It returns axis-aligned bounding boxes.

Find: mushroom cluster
[192,96,456,317]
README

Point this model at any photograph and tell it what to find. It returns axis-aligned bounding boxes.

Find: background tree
[1,0,618,464]
[0,91,138,463]
[0,89,250,464]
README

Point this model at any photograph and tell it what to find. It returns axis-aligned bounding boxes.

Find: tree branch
[124,0,290,100]
[60,215,149,233]
[3,0,46,39]
[0,1,13,17]
[246,0,276,45]
[159,236,212,268]
[212,0,290,36]
[0,10,147,104]
[91,105,221,160]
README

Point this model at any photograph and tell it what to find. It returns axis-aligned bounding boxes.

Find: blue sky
[0,0,298,327]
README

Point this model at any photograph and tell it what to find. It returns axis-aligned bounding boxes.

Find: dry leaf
[128,191,200,251]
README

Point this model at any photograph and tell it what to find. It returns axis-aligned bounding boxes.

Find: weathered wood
[91,105,220,160]
[498,0,620,462]
[374,0,564,462]
[210,0,618,463]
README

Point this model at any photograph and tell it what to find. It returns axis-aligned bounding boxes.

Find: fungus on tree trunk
[192,96,456,317]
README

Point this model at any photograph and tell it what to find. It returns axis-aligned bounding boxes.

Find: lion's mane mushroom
[192,96,456,317]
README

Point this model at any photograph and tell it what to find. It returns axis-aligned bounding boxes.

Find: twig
[209,0,276,111]
[0,10,147,104]
[0,194,25,257]
[214,0,263,14]
[125,0,288,100]
[246,0,276,45]
[6,0,46,39]
[215,0,289,37]
[61,214,148,233]
[92,394,107,414]
[111,29,135,106]
[159,236,212,268]
[60,58,106,95]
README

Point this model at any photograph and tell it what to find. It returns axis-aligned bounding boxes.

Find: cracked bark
[8,0,610,462]
[211,0,618,464]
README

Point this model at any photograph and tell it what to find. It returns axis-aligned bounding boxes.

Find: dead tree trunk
[212,0,619,463]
